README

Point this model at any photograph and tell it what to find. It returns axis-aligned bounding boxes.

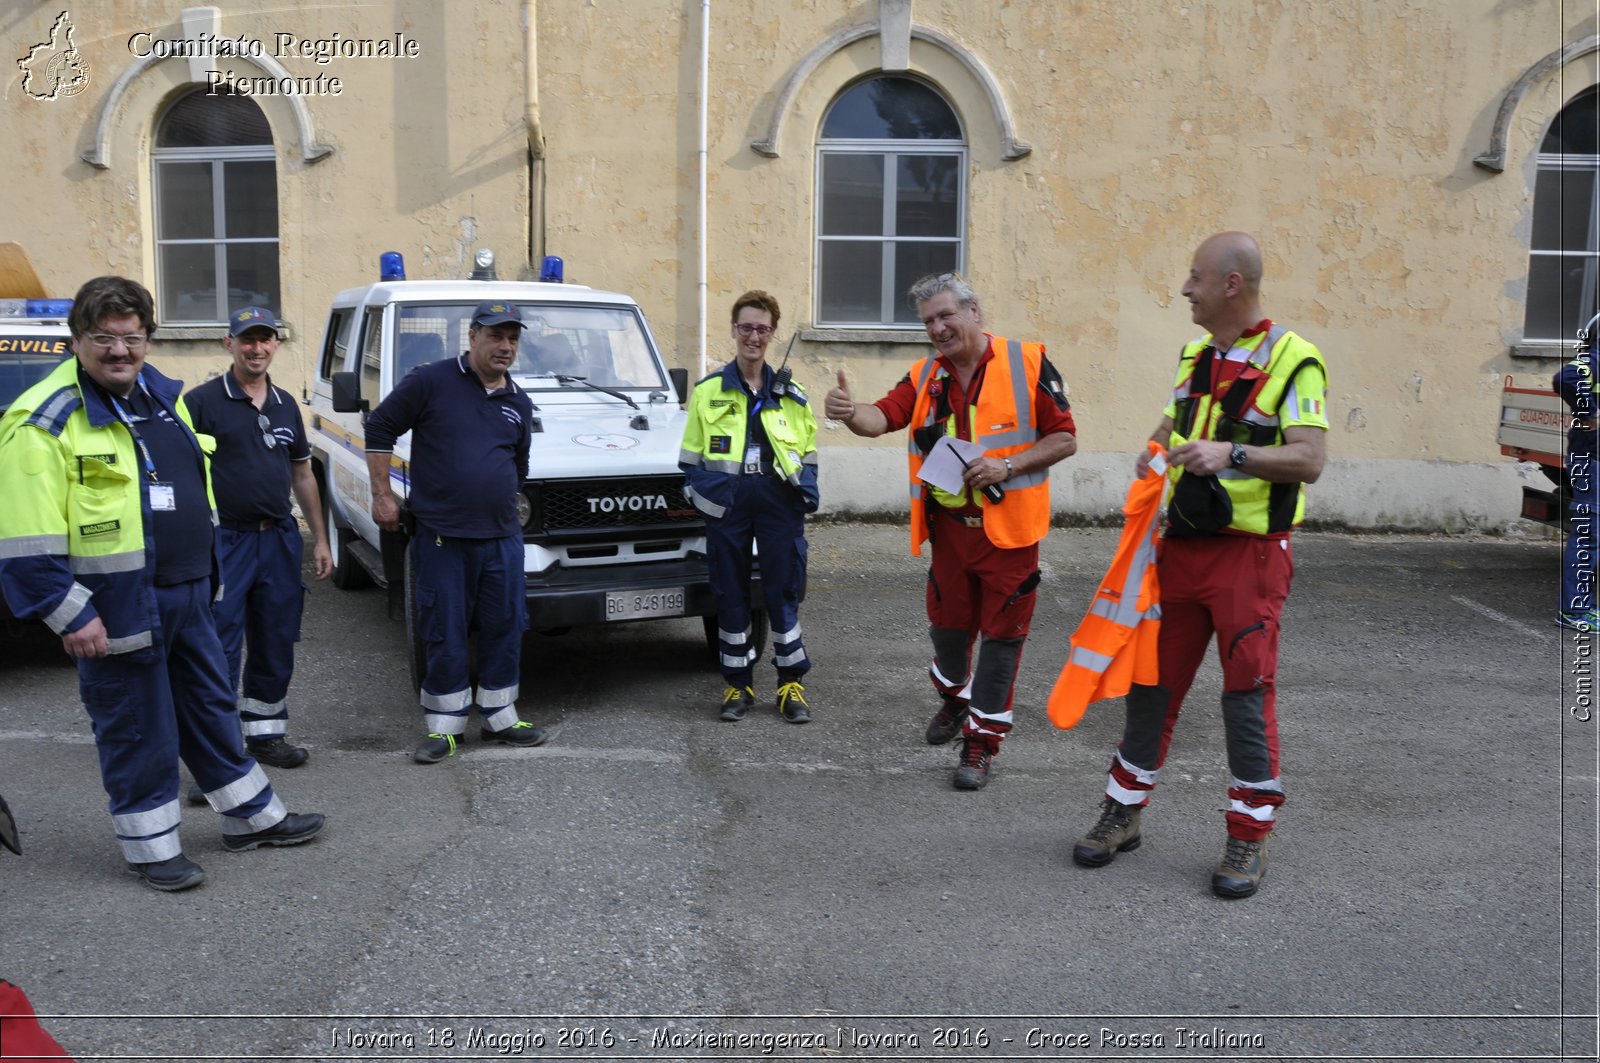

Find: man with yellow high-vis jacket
[0,276,324,892]
[1072,232,1328,900]
[826,273,1076,790]
[681,290,820,723]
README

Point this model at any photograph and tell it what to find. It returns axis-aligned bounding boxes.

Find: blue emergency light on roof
[0,298,71,320]
[26,298,73,318]
[540,256,564,284]
[379,251,406,281]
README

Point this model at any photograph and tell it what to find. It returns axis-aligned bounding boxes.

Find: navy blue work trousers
[412,526,527,734]
[213,520,305,737]
[79,577,283,862]
[706,474,810,688]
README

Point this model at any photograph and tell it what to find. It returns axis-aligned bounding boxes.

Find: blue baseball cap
[471,301,524,328]
[228,306,282,338]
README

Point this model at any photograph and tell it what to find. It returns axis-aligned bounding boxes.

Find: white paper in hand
[918,434,989,495]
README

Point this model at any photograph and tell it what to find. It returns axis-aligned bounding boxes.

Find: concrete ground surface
[0,522,1594,1063]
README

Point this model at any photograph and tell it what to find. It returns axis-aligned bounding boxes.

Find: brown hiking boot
[924,697,966,745]
[952,735,995,790]
[1072,797,1143,867]
[1211,836,1268,898]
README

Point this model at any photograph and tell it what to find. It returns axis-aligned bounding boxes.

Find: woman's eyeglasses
[735,323,774,338]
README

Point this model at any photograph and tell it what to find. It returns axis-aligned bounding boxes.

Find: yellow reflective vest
[0,357,216,659]
[1165,325,1328,535]
[679,361,820,518]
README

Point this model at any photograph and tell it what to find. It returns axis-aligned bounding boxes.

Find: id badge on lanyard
[742,445,761,476]
[150,483,177,511]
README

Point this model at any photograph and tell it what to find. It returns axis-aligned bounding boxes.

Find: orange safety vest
[1048,442,1167,729]
[906,335,1050,556]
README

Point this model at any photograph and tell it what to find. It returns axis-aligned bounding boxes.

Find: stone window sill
[800,327,926,344]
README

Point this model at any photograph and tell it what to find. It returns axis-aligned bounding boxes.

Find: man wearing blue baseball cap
[185,306,332,774]
[364,301,548,762]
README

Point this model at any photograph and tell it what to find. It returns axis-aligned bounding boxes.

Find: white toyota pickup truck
[306,252,756,689]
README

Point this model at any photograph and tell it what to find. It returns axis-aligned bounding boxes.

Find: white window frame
[152,137,278,326]
[1525,150,1600,344]
[814,82,967,329]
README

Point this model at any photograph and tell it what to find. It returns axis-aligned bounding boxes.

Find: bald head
[1182,231,1266,337]
[1196,231,1263,294]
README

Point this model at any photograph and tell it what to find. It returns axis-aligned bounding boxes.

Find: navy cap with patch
[471,302,524,328]
[228,306,282,338]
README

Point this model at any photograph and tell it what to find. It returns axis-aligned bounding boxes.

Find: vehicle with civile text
[0,245,73,632]
[307,250,758,690]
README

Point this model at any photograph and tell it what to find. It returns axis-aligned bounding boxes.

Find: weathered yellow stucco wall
[4,0,1597,528]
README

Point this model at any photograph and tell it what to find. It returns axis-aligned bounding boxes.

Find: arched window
[815,76,966,327]
[1525,88,1599,342]
[153,89,279,325]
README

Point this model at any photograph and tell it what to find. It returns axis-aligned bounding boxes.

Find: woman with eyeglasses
[679,290,820,724]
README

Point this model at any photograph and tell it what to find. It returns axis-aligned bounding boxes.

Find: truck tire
[702,604,768,671]
[404,547,426,695]
[324,478,371,590]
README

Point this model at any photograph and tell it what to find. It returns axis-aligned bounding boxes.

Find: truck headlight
[515,490,532,529]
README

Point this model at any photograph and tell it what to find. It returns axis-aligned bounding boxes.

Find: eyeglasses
[86,333,148,351]
[735,323,774,338]
[258,414,276,449]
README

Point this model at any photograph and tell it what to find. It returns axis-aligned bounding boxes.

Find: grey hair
[907,271,978,312]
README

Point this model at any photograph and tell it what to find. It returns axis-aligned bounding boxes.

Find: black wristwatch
[1229,442,1248,469]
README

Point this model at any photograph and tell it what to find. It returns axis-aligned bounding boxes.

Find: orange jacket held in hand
[1048,441,1167,728]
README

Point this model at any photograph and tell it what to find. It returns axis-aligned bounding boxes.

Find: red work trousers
[925,510,1041,738]
[1110,532,1293,841]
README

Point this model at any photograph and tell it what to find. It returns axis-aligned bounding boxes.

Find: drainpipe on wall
[524,0,546,276]
[697,0,710,376]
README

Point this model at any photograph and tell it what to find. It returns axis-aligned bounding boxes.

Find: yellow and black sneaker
[776,680,811,724]
[413,732,462,764]
[719,685,756,722]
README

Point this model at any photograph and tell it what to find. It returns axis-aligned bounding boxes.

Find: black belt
[220,517,285,532]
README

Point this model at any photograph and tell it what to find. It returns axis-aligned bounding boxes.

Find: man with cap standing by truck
[364,301,549,763]
[184,306,332,771]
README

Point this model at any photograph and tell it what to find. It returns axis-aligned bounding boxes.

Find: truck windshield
[392,303,665,390]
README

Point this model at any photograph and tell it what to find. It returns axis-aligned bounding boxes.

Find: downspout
[524,0,546,275]
[697,0,710,376]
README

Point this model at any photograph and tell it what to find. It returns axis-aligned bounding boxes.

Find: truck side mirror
[331,371,366,414]
[669,367,688,405]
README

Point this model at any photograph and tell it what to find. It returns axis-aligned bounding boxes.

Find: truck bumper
[524,557,727,627]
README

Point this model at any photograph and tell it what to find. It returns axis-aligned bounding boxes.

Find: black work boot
[1072,797,1143,867]
[126,854,205,892]
[952,735,996,790]
[1211,836,1268,898]
[924,697,966,745]
[247,736,310,769]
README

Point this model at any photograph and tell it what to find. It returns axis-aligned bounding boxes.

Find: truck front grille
[526,476,701,537]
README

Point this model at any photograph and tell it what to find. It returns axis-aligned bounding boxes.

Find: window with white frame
[1525,88,1600,343]
[153,89,279,325]
[815,76,965,327]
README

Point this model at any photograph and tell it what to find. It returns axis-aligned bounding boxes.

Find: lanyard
[107,391,160,483]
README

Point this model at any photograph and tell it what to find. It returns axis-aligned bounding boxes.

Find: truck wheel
[325,485,371,590]
[702,606,768,670]
[404,547,426,695]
